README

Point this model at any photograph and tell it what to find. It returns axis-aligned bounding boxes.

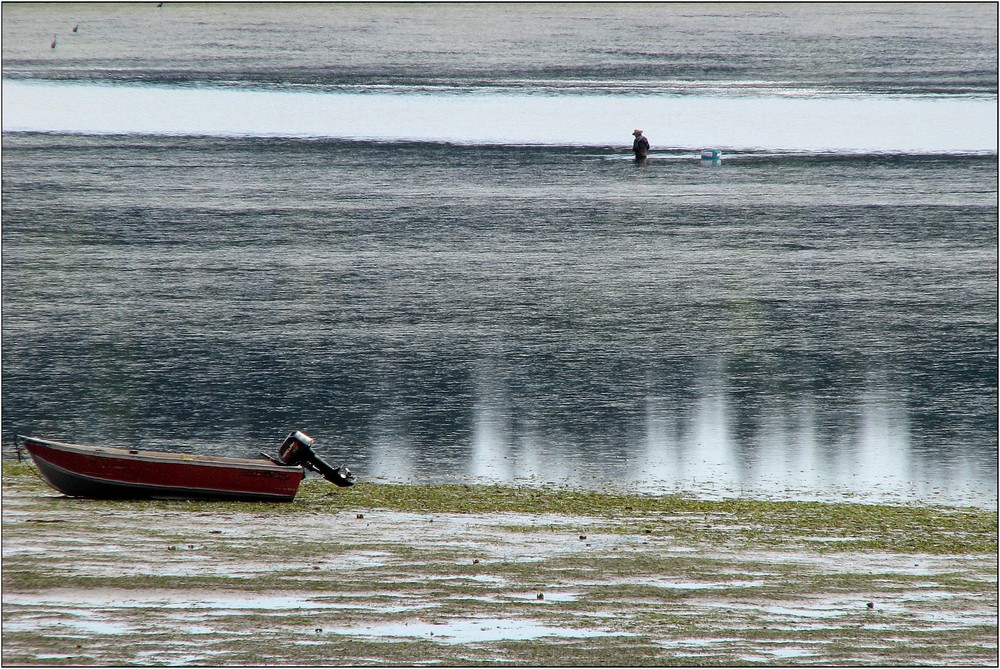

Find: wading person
[632,129,649,162]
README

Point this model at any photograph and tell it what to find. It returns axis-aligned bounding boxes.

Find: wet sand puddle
[2,480,995,666]
[323,616,627,644]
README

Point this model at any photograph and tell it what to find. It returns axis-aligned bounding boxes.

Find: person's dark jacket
[633,135,650,159]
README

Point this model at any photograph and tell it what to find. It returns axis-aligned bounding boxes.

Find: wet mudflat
[2,465,996,666]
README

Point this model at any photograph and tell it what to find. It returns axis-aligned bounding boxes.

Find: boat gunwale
[18,435,303,473]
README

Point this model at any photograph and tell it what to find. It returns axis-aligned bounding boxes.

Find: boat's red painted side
[20,436,304,502]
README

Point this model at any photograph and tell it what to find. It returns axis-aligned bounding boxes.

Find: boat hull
[19,436,305,502]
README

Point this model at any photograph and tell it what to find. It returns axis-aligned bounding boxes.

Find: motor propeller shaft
[277,430,356,487]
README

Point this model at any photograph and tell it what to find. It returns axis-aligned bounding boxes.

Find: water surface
[2,3,996,507]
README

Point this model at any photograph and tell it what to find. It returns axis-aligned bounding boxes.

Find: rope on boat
[11,435,50,487]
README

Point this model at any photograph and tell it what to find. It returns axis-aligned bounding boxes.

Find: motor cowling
[278,430,315,466]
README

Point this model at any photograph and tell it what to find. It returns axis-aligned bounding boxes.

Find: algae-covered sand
[2,463,996,666]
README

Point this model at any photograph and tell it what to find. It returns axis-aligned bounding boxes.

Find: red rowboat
[16,430,355,502]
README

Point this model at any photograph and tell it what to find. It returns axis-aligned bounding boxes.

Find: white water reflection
[850,391,913,493]
[470,402,512,481]
[3,80,996,153]
[436,383,994,508]
[638,389,739,490]
[366,416,418,484]
[685,390,738,487]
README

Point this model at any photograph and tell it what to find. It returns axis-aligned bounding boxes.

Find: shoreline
[3,465,996,665]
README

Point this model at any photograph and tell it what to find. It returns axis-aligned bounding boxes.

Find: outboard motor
[277,430,356,487]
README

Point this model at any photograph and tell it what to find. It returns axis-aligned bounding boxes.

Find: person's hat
[633,129,643,135]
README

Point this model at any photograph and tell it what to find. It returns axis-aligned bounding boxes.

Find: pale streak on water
[3,81,996,153]
[1,3,996,507]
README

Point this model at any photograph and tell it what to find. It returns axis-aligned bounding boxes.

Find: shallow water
[1,3,996,508]
[326,617,629,644]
